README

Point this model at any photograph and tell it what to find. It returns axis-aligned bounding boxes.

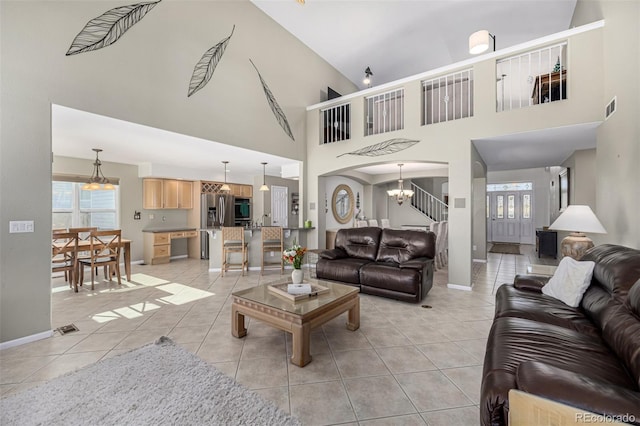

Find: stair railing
[410,182,448,223]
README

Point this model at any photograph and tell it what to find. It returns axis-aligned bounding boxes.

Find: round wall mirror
[332,184,354,224]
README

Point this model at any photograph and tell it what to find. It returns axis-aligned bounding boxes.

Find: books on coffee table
[268,282,329,302]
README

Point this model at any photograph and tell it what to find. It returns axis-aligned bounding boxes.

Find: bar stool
[260,226,283,275]
[221,227,248,277]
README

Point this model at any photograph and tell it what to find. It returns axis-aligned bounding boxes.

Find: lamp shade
[469,30,491,54]
[549,205,606,234]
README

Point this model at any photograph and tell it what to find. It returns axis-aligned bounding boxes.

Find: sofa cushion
[581,244,640,302]
[494,285,600,336]
[541,257,595,307]
[335,227,382,261]
[360,262,421,295]
[316,257,371,284]
[319,248,347,260]
[376,229,435,263]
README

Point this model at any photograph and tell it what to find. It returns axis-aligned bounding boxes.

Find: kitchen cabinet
[143,179,193,209]
[229,184,253,198]
[143,229,198,265]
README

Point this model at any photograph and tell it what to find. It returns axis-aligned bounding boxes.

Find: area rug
[0,337,300,426]
[489,243,521,255]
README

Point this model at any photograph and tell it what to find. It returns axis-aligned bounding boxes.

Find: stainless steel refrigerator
[200,193,235,259]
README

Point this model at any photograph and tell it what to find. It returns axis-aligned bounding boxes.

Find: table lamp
[549,205,606,260]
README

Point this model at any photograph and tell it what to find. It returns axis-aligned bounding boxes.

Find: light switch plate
[9,220,34,233]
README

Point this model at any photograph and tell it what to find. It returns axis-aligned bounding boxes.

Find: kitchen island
[204,227,314,271]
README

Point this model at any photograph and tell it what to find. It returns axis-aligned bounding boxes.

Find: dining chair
[69,227,99,276]
[356,220,368,228]
[380,218,390,229]
[221,227,248,277]
[260,226,283,275]
[368,219,379,227]
[78,229,122,290]
[52,231,79,291]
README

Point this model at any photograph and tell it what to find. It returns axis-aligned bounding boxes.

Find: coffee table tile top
[232,278,359,315]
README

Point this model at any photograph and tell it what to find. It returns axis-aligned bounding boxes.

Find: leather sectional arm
[399,258,431,270]
[513,274,550,292]
[319,248,348,260]
[516,361,640,424]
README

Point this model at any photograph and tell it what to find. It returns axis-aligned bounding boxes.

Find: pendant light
[387,163,414,205]
[259,162,269,191]
[220,161,230,192]
[82,148,114,191]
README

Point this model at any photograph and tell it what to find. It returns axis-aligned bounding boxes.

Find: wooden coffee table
[231,279,359,367]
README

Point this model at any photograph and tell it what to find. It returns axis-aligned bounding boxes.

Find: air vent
[605,96,617,120]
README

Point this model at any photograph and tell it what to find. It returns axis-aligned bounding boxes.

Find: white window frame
[52,181,120,229]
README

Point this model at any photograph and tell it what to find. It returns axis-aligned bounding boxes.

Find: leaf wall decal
[337,138,420,157]
[249,59,295,142]
[188,25,235,97]
[66,0,161,56]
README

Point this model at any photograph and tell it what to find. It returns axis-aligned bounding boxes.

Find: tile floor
[0,245,558,425]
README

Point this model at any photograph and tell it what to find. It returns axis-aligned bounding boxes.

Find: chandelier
[82,148,114,191]
[387,163,414,205]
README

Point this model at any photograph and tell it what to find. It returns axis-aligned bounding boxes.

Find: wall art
[66,0,161,56]
[249,59,295,141]
[188,26,235,97]
[337,138,419,158]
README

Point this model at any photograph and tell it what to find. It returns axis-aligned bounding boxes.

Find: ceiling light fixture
[363,66,373,87]
[387,163,414,205]
[260,162,269,192]
[469,30,496,54]
[82,148,114,191]
[296,0,305,4]
[220,161,231,192]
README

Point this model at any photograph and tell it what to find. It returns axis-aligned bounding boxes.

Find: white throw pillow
[541,257,595,307]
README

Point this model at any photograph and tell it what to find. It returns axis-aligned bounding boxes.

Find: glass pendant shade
[260,162,269,191]
[83,148,114,191]
[221,161,230,191]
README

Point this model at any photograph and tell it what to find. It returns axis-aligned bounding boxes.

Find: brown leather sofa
[316,227,435,303]
[481,244,640,425]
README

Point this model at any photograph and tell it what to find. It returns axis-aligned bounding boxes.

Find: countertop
[142,227,197,233]
[201,227,315,232]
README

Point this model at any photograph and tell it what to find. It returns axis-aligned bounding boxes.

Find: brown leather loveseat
[317,227,435,303]
[481,244,640,425]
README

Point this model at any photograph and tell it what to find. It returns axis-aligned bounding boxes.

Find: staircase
[410,182,448,223]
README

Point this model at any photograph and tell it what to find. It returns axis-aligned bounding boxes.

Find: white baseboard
[473,259,487,263]
[170,255,188,261]
[0,329,53,351]
[447,283,473,291]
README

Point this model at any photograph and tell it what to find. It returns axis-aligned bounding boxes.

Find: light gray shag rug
[0,336,300,426]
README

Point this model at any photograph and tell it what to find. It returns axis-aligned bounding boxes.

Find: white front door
[490,191,520,243]
[519,191,534,244]
[271,185,288,228]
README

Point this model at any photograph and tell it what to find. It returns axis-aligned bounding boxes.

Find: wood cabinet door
[143,179,164,209]
[178,181,193,209]
[163,180,179,209]
[241,185,253,198]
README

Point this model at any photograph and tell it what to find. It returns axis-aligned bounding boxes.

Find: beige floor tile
[287,352,340,385]
[290,381,356,425]
[453,338,488,361]
[66,331,127,353]
[167,325,211,344]
[325,329,373,352]
[395,371,474,412]
[417,342,480,369]
[253,386,291,414]
[197,338,244,363]
[400,326,450,345]
[420,406,479,426]
[361,327,412,348]
[114,328,170,350]
[0,355,58,384]
[333,349,390,378]
[209,361,238,379]
[285,330,331,356]
[240,334,287,360]
[344,375,417,420]
[8,334,88,357]
[236,356,288,389]
[376,346,437,374]
[25,351,107,382]
[359,414,427,425]
[441,365,483,404]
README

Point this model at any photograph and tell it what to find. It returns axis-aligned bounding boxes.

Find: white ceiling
[53,1,588,181]
[252,0,577,89]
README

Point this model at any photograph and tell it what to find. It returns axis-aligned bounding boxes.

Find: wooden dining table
[53,238,132,292]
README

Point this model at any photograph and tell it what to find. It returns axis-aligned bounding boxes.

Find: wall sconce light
[469,30,496,54]
[82,148,114,191]
[363,66,373,87]
[259,162,269,192]
[220,161,230,192]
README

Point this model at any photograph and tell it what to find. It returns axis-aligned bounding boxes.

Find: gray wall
[0,1,355,343]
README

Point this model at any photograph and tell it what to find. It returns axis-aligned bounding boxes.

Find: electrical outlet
[473,245,477,251]
[149,214,154,220]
